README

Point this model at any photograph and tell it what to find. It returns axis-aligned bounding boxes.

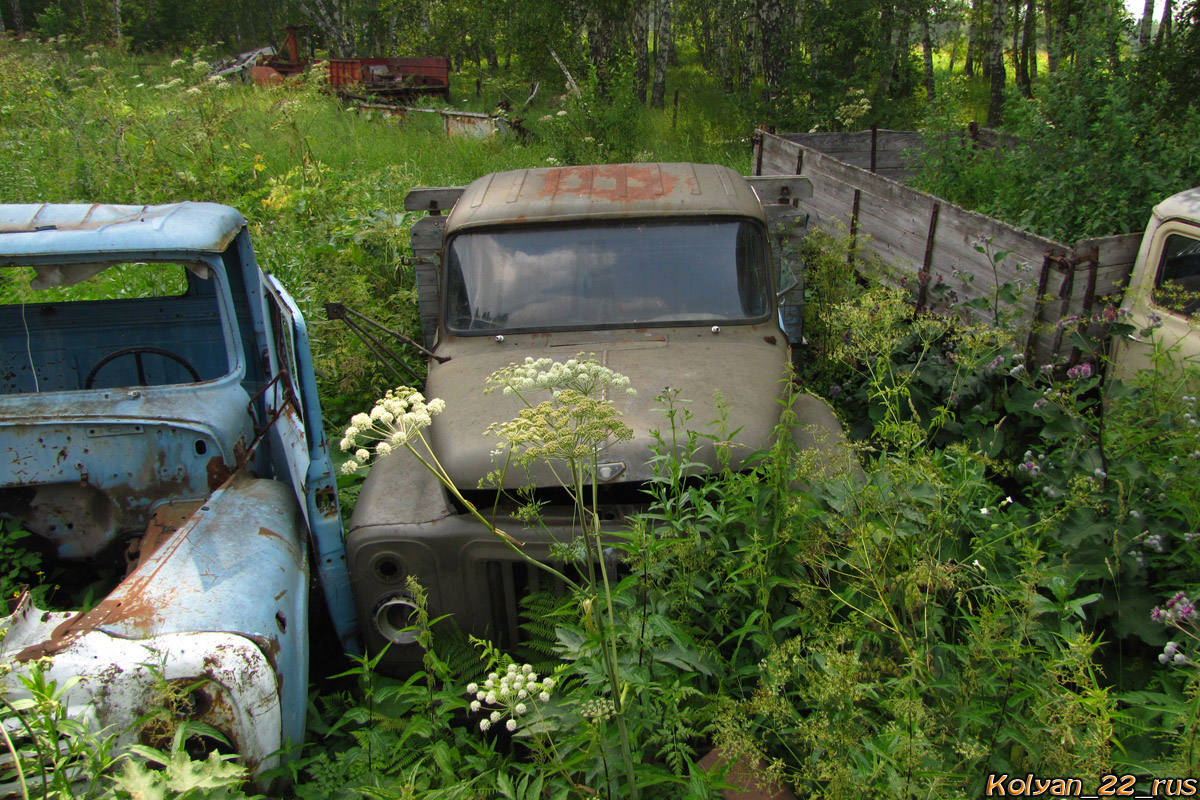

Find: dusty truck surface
[0,203,357,782]
[345,163,858,672]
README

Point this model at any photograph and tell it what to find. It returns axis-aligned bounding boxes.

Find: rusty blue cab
[0,203,356,783]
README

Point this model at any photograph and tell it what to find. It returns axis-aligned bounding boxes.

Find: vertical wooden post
[848,189,862,266]
[870,124,878,173]
[1025,251,1056,369]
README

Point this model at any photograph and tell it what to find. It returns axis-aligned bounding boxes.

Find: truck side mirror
[764,204,810,349]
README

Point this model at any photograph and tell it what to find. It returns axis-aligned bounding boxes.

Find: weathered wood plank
[756,128,1139,360]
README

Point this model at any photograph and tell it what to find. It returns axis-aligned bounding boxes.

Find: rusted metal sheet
[1,602,285,779]
[446,163,767,231]
[442,110,497,139]
[1,474,309,781]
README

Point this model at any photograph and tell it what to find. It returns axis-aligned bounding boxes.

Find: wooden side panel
[781,130,926,181]
[755,129,1139,363]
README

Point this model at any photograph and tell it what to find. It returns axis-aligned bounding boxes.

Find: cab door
[262,274,360,652]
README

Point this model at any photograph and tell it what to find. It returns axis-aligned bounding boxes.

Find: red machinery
[251,27,450,102]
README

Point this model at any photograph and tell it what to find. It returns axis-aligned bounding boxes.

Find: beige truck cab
[1112,188,1200,380]
[345,163,856,672]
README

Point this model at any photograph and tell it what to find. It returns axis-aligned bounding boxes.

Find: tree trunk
[111,0,121,41]
[7,0,23,34]
[1044,0,1061,73]
[651,0,671,107]
[965,0,977,76]
[714,0,736,92]
[873,2,896,101]
[759,0,785,103]
[665,0,677,66]
[948,16,962,74]
[1138,0,1155,49]
[587,5,626,99]
[1015,0,1033,97]
[633,1,650,102]
[1028,0,1038,80]
[922,7,936,100]
[1010,0,1021,77]
[741,2,756,91]
[987,0,1006,126]
[1155,0,1173,45]
[295,0,354,56]
[694,6,712,69]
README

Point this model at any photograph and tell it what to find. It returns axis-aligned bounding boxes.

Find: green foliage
[117,724,260,800]
[0,661,251,800]
[0,519,42,603]
[914,30,1200,241]
[528,57,649,165]
[291,611,497,800]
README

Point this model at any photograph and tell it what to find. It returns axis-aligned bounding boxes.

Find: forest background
[3,0,1200,796]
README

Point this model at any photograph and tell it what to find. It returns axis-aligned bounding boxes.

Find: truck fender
[789,393,864,481]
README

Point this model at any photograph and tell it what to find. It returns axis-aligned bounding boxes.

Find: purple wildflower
[1067,363,1094,380]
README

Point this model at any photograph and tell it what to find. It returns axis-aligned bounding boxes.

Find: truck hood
[424,330,789,489]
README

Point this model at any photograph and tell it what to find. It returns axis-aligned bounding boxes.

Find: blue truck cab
[0,203,356,781]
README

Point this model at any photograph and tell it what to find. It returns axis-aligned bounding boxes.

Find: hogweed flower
[339,387,445,473]
[580,697,617,723]
[486,354,636,401]
[465,662,556,735]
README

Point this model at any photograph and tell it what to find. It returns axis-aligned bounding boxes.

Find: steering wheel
[85,347,201,389]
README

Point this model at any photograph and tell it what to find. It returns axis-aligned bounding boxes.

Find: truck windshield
[444,218,771,334]
[0,262,231,394]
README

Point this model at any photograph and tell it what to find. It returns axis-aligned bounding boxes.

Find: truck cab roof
[0,203,245,261]
[1155,188,1200,224]
[444,163,768,232]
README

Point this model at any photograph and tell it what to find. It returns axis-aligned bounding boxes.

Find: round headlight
[372,594,422,645]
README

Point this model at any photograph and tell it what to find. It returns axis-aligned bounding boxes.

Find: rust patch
[257,526,285,543]
[136,500,204,567]
[536,165,678,203]
[764,335,777,345]
[12,486,219,661]
[206,456,233,491]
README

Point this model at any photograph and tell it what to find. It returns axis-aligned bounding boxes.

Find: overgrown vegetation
[914,2,1200,241]
[2,21,1200,799]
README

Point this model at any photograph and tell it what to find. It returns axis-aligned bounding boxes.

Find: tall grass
[0,36,760,417]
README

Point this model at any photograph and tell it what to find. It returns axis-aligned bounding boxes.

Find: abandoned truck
[346,162,859,673]
[0,203,357,783]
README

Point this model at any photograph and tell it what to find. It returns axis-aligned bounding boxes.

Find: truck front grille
[482,558,579,650]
